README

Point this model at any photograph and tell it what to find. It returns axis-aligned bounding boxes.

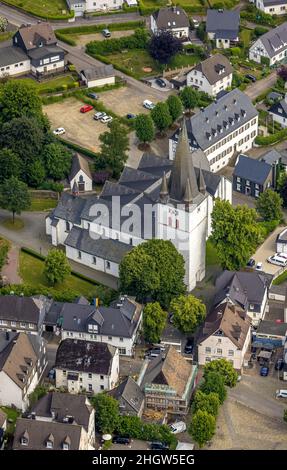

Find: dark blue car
[260,366,269,377]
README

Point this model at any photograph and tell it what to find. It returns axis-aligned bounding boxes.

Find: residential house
[169,89,258,172]
[269,94,287,128]
[256,0,287,15]
[44,296,143,356]
[137,346,198,415]
[69,153,93,193]
[249,22,287,65]
[150,6,190,39]
[80,65,115,88]
[214,270,272,326]
[46,122,232,292]
[108,377,145,417]
[186,54,233,97]
[268,283,287,302]
[197,301,251,371]
[0,332,47,411]
[0,295,49,335]
[55,339,119,394]
[0,46,30,78]
[0,409,7,449]
[276,226,287,253]
[206,9,240,49]
[233,154,273,198]
[29,391,95,448]
[66,0,124,17]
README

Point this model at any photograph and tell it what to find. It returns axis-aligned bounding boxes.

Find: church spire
[159,171,169,203]
[183,178,193,205]
[198,164,206,194]
[169,118,199,202]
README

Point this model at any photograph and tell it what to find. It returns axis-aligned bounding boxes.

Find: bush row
[86,28,149,55]
[56,20,145,36]
[0,238,10,271]
[255,127,287,146]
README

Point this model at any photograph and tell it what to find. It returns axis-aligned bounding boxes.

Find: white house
[276,226,287,252]
[249,22,287,65]
[66,0,124,17]
[197,302,251,371]
[80,65,115,88]
[268,94,287,128]
[256,0,287,15]
[186,54,233,97]
[206,9,240,49]
[150,6,190,39]
[169,89,258,172]
[69,153,93,193]
[0,295,49,336]
[0,332,47,411]
[55,339,119,394]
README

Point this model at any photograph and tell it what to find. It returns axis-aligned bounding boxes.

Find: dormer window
[46,434,54,449]
[21,430,29,446]
[88,324,98,332]
[62,436,71,450]
[168,22,171,26]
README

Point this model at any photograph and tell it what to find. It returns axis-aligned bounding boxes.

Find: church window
[175,220,179,229]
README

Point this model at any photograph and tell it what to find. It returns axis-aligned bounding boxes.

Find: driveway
[252,225,285,276]
[245,71,277,100]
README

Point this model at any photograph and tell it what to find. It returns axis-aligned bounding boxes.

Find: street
[245,71,278,100]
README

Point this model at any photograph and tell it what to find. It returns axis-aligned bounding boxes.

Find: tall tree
[170,294,206,333]
[0,176,30,222]
[166,95,183,122]
[151,102,172,134]
[143,302,167,344]
[44,249,71,285]
[98,120,129,178]
[211,199,262,270]
[120,239,186,308]
[200,371,227,404]
[189,410,216,448]
[0,148,22,183]
[256,188,283,222]
[43,143,72,180]
[0,79,42,122]
[192,390,220,417]
[91,393,119,434]
[27,160,46,188]
[135,114,155,145]
[204,359,238,387]
[180,87,198,112]
[149,30,182,64]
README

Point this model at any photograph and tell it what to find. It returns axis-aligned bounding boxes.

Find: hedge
[57,138,100,160]
[56,20,145,36]
[0,238,10,271]
[258,219,280,239]
[86,28,149,56]
[255,128,287,146]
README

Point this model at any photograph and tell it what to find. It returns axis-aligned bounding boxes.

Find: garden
[1,0,73,19]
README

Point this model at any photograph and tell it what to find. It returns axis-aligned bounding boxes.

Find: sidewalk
[1,244,22,284]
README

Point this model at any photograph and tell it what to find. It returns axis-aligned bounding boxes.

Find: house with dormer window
[186,54,233,97]
[256,0,287,16]
[249,22,287,65]
[150,6,190,39]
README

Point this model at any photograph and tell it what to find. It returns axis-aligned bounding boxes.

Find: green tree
[151,102,172,134]
[192,390,220,417]
[0,79,42,122]
[0,148,21,183]
[204,359,238,387]
[284,409,287,423]
[189,410,216,448]
[200,371,227,404]
[149,30,183,64]
[180,87,198,112]
[0,176,30,223]
[143,302,167,343]
[166,95,183,122]
[211,199,262,270]
[27,160,46,188]
[120,239,185,308]
[98,120,129,178]
[43,249,71,285]
[0,16,8,32]
[43,143,72,180]
[170,294,206,333]
[91,393,119,434]
[135,114,155,145]
[256,189,283,222]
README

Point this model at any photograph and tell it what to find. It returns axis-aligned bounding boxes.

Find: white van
[143,100,155,110]
[276,389,287,398]
[267,255,287,267]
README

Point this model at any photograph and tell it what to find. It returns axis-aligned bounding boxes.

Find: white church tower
[155,120,212,291]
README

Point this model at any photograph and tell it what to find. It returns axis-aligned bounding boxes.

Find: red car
[80,104,93,113]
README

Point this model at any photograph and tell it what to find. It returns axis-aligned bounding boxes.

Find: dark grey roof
[262,0,287,4]
[269,98,287,118]
[13,418,82,450]
[253,22,287,59]
[108,377,144,414]
[81,64,114,80]
[50,192,87,225]
[55,339,116,375]
[233,155,272,185]
[267,91,283,101]
[152,6,189,29]
[69,153,92,181]
[206,9,240,39]
[28,45,62,60]
[192,53,233,86]
[15,22,56,51]
[0,295,44,324]
[257,320,287,336]
[64,226,132,264]
[260,149,282,166]
[0,45,28,67]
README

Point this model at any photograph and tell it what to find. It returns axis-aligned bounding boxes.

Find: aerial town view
[0,0,287,458]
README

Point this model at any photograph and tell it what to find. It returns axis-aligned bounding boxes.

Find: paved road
[245,70,278,100]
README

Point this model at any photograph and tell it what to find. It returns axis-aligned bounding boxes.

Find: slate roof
[0,45,28,67]
[206,9,240,39]
[252,22,287,58]
[69,153,92,181]
[233,154,272,185]
[81,65,114,80]
[257,320,287,336]
[28,45,63,60]
[13,418,82,450]
[55,339,117,375]
[260,149,282,165]
[108,377,144,415]
[152,6,189,29]
[261,0,287,6]
[269,98,287,118]
[0,295,44,324]
[49,192,87,225]
[15,23,57,51]
[192,53,233,85]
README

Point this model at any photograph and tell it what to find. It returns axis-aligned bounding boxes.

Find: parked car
[112,436,131,445]
[276,389,287,398]
[191,18,200,28]
[275,358,284,370]
[150,441,169,450]
[247,258,255,267]
[102,29,111,38]
[260,366,269,376]
[101,115,113,124]
[143,100,155,110]
[267,254,287,267]
[126,113,136,119]
[184,339,194,355]
[169,421,186,434]
[80,104,93,113]
[87,92,99,100]
[245,74,256,83]
[255,262,263,271]
[53,127,65,135]
[144,347,164,359]
[94,112,106,120]
[155,78,166,88]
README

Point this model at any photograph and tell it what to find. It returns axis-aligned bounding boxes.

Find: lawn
[0,31,13,43]
[29,198,58,211]
[2,0,72,19]
[2,218,24,230]
[107,49,163,78]
[15,75,78,95]
[206,240,220,266]
[0,406,20,435]
[19,250,114,299]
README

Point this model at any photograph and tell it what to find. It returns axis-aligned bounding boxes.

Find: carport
[257,350,272,362]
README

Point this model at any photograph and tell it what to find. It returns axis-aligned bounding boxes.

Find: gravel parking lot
[99,85,160,117]
[44,97,108,152]
[75,30,134,48]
